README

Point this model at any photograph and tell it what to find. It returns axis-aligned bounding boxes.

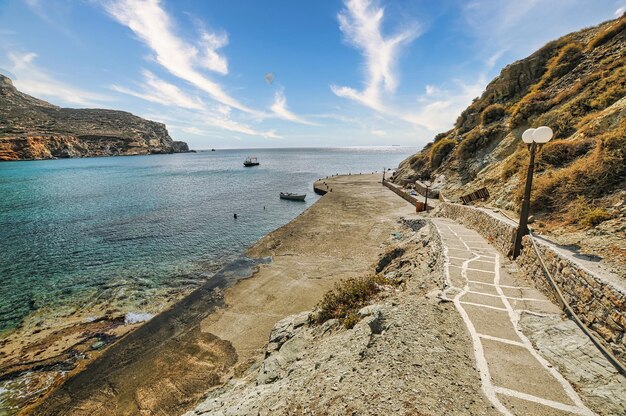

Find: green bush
[481,104,506,125]
[429,138,456,168]
[456,125,506,159]
[433,132,449,142]
[313,274,398,329]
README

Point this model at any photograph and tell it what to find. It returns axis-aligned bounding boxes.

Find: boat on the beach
[243,156,259,167]
[280,192,306,201]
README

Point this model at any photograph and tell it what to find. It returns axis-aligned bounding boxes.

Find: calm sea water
[0,147,415,332]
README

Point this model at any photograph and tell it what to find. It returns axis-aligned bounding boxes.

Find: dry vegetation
[589,13,626,48]
[393,13,625,236]
[429,138,456,169]
[532,118,625,214]
[481,104,506,125]
[312,274,401,329]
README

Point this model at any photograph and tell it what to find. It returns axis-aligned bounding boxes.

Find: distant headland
[0,74,190,161]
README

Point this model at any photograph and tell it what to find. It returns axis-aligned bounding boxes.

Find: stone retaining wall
[414,180,440,199]
[435,201,626,365]
[437,202,517,256]
[517,236,626,363]
[383,180,429,211]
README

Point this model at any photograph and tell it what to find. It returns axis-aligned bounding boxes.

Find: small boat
[280,192,306,201]
[211,148,216,151]
[244,156,259,167]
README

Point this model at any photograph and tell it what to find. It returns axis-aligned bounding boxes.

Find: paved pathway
[433,218,594,416]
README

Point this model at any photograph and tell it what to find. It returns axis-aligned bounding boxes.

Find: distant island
[0,74,190,161]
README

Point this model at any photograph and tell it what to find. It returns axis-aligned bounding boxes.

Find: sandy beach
[28,173,415,415]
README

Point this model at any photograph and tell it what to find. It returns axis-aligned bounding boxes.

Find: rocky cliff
[394,15,625,236]
[0,74,189,161]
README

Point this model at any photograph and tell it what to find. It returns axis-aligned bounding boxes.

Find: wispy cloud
[5,51,110,106]
[331,0,420,112]
[616,6,626,17]
[461,0,618,60]
[104,0,312,134]
[403,78,486,132]
[270,90,317,125]
[111,70,205,110]
[104,0,257,114]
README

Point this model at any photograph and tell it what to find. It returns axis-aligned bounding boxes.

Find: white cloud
[270,90,317,125]
[199,31,229,74]
[180,118,280,139]
[104,0,257,114]
[371,129,387,137]
[616,6,626,17]
[331,0,419,112]
[461,0,619,61]
[424,85,440,96]
[5,52,110,106]
[404,78,486,132]
[111,70,206,110]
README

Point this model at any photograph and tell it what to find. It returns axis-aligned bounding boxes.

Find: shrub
[588,14,626,49]
[409,153,427,169]
[500,148,527,180]
[510,91,551,128]
[429,138,456,168]
[543,43,583,82]
[567,196,613,227]
[538,139,593,169]
[313,274,398,329]
[456,125,507,160]
[531,118,626,212]
[433,130,452,142]
[481,104,506,125]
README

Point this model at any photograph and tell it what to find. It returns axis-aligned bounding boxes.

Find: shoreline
[17,173,415,415]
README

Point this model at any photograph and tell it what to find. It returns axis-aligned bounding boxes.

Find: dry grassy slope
[0,74,189,161]
[394,14,626,234]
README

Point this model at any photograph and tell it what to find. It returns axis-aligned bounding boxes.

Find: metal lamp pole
[512,126,553,259]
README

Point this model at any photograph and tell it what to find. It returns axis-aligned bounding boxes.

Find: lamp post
[423,180,431,212]
[512,126,553,259]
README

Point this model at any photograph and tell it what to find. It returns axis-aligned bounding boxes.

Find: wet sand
[28,173,415,415]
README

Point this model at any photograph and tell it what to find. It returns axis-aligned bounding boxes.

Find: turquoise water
[0,147,416,332]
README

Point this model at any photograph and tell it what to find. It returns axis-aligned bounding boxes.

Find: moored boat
[243,156,259,167]
[279,192,306,201]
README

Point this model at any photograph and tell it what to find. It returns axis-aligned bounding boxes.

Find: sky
[0,0,624,149]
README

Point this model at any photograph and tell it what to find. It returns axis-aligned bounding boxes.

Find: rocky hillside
[394,15,625,235]
[0,74,189,161]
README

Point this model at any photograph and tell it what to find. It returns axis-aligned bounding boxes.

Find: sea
[0,147,416,334]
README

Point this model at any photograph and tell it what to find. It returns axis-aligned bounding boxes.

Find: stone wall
[435,201,626,365]
[383,180,429,211]
[437,202,517,256]
[414,180,440,199]
[516,236,626,363]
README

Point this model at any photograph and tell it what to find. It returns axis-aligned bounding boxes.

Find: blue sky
[0,0,624,149]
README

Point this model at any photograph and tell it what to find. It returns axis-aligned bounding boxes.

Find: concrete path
[433,218,595,416]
